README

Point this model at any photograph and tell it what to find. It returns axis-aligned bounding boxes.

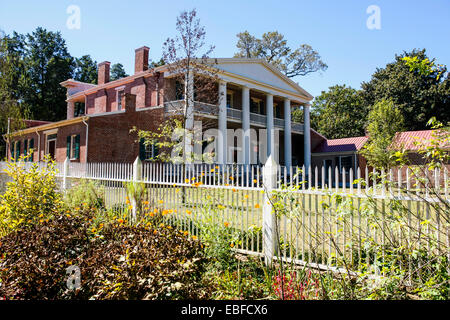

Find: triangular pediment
[213,59,312,99]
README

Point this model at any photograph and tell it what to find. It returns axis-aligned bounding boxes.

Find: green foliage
[362,49,450,131]
[293,84,367,139]
[73,55,97,84]
[234,30,328,77]
[0,156,61,236]
[0,209,210,300]
[110,63,128,81]
[64,179,105,210]
[360,99,404,169]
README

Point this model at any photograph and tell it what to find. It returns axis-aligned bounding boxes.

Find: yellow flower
[183,231,189,236]
[230,243,234,248]
[232,188,237,192]
[158,200,164,204]
[229,176,234,181]
[224,222,229,227]
[210,168,215,173]
[186,210,192,215]
[254,204,260,209]
[218,205,225,210]
[185,179,190,183]
[244,194,249,199]
[191,177,196,181]
[91,228,96,233]
[128,205,133,210]
[143,201,149,205]
[192,235,198,240]
[215,166,219,169]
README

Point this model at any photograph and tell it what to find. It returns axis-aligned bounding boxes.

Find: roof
[23,119,53,128]
[63,58,313,103]
[391,130,449,150]
[313,136,369,153]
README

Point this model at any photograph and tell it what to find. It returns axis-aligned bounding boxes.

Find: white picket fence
[1,158,449,277]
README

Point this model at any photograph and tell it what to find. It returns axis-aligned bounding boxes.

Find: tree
[360,99,404,169]
[0,31,28,159]
[135,8,218,165]
[110,63,128,81]
[234,30,327,77]
[293,85,367,139]
[21,27,74,121]
[73,55,97,84]
[361,49,450,131]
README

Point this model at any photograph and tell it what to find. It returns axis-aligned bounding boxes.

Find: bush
[64,179,105,210]
[0,157,61,237]
[0,209,210,300]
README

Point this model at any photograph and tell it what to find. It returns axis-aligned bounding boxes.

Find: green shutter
[153,143,159,159]
[139,138,146,161]
[15,141,20,161]
[29,139,34,162]
[67,136,71,159]
[23,140,28,157]
[74,135,80,160]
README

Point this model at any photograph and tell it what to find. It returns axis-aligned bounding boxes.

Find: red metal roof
[390,130,449,150]
[313,136,368,153]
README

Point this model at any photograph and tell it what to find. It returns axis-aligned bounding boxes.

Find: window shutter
[153,143,159,159]
[15,141,20,161]
[67,136,71,158]
[139,138,146,161]
[74,135,80,160]
[29,139,34,162]
[23,140,28,157]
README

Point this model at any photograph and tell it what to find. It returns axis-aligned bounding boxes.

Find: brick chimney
[134,46,149,74]
[98,61,111,85]
[123,93,136,113]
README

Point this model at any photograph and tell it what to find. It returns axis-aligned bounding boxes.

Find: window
[22,139,34,162]
[117,90,124,110]
[139,138,159,161]
[67,135,80,160]
[274,103,282,118]
[250,98,265,115]
[11,140,20,162]
[175,81,184,100]
[226,90,234,108]
[338,156,353,173]
[74,102,86,117]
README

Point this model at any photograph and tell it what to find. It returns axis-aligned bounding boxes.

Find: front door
[48,140,56,160]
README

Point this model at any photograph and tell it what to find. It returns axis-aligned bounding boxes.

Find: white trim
[44,129,58,135]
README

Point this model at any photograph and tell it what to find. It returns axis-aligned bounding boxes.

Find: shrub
[0,156,61,236]
[64,179,105,210]
[0,209,210,300]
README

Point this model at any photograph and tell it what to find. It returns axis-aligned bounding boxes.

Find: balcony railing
[163,100,304,132]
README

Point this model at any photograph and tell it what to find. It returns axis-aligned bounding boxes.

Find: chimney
[135,46,149,74]
[98,61,111,85]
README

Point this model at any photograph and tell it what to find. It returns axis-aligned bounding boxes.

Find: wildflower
[143,201,149,205]
[218,205,225,209]
[191,177,196,181]
[254,204,260,209]
[66,214,71,218]
[210,168,215,173]
[159,223,165,228]
[91,228,96,233]
[253,179,257,184]
[185,178,190,183]
[244,194,249,199]
[230,176,234,181]
[224,222,229,227]
[118,219,124,224]
[128,205,133,210]
[153,230,158,235]
[192,235,198,240]
[230,243,234,248]
[158,200,164,204]
[186,210,192,215]
[183,231,189,236]
[232,188,237,192]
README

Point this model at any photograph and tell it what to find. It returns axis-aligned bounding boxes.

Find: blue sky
[1,0,449,97]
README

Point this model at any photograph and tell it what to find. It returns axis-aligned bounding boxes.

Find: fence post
[263,155,278,267]
[132,156,142,223]
[63,157,69,191]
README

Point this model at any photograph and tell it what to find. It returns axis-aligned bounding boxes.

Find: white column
[266,94,274,159]
[218,80,227,164]
[304,104,311,170]
[284,98,292,169]
[242,86,250,165]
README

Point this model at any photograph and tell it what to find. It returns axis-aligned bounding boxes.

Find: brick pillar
[67,101,75,119]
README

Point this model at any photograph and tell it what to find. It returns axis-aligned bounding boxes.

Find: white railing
[1,159,448,276]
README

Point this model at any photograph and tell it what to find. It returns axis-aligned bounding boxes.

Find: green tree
[0,31,28,159]
[21,27,74,121]
[74,55,97,84]
[110,63,128,81]
[360,99,404,169]
[361,49,449,131]
[234,30,327,77]
[292,84,367,139]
